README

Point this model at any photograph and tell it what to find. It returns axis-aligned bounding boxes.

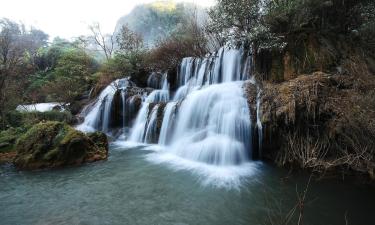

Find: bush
[5,110,74,128]
[0,127,26,152]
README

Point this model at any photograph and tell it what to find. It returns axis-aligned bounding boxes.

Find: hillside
[114,1,207,47]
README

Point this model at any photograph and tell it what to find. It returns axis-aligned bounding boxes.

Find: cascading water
[127,46,259,167]
[158,102,177,145]
[128,72,169,142]
[78,46,263,186]
[76,83,117,133]
[77,77,137,134]
[167,82,252,165]
[256,89,263,158]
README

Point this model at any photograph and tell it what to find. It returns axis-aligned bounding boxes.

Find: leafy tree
[207,0,262,43]
[0,19,42,128]
[116,25,144,54]
[41,49,98,103]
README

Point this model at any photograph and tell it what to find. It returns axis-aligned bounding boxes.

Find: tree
[41,49,98,103]
[116,25,144,54]
[147,11,208,71]
[207,0,262,42]
[0,19,28,128]
[89,23,114,60]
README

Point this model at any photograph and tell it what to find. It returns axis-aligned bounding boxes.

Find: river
[1,143,374,225]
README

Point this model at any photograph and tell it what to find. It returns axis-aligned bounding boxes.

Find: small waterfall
[121,90,126,130]
[128,73,170,141]
[177,47,250,88]
[256,89,263,157]
[76,84,117,132]
[147,72,168,89]
[144,105,160,143]
[76,77,136,133]
[168,82,252,165]
[158,102,177,145]
[129,103,150,142]
[102,92,114,133]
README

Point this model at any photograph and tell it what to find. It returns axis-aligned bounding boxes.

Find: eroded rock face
[14,121,108,170]
[110,87,153,129]
[257,72,375,177]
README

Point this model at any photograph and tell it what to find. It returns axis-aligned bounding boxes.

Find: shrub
[5,110,74,128]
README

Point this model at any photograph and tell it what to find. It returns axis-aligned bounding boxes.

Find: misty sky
[0,0,215,40]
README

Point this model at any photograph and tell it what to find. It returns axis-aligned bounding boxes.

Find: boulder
[14,121,108,170]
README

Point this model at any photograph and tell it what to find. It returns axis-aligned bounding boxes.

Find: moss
[14,121,108,170]
[87,132,108,151]
[0,127,26,153]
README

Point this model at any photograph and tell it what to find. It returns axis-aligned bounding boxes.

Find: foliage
[43,49,97,102]
[207,0,262,42]
[0,19,49,128]
[208,0,375,52]
[0,127,25,152]
[5,110,74,128]
[147,16,208,71]
[25,38,99,104]
[116,25,144,54]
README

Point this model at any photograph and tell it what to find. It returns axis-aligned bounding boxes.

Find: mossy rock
[87,132,108,151]
[14,121,108,170]
[0,127,25,153]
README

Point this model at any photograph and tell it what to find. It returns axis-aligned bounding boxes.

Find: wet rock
[14,121,108,170]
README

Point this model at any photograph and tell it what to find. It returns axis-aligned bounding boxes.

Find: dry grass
[276,132,330,171]
[260,58,375,178]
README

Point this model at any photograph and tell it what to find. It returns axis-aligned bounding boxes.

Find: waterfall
[76,45,263,187]
[76,84,116,133]
[168,82,252,165]
[144,105,160,143]
[121,90,126,131]
[127,73,170,142]
[158,102,177,145]
[128,103,150,142]
[130,46,256,166]
[256,89,263,158]
[78,46,263,168]
[76,77,135,133]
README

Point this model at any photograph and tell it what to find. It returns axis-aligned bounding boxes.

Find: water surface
[1,144,374,225]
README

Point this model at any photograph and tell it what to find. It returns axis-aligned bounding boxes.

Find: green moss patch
[14,121,108,170]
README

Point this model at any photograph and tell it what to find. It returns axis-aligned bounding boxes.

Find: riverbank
[248,70,375,181]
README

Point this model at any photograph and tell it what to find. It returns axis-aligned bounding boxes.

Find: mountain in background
[114,0,207,47]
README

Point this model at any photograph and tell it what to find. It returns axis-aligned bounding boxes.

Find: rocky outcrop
[256,71,375,178]
[254,35,346,82]
[110,87,152,129]
[14,121,108,170]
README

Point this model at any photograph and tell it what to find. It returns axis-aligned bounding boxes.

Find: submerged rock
[14,121,108,170]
